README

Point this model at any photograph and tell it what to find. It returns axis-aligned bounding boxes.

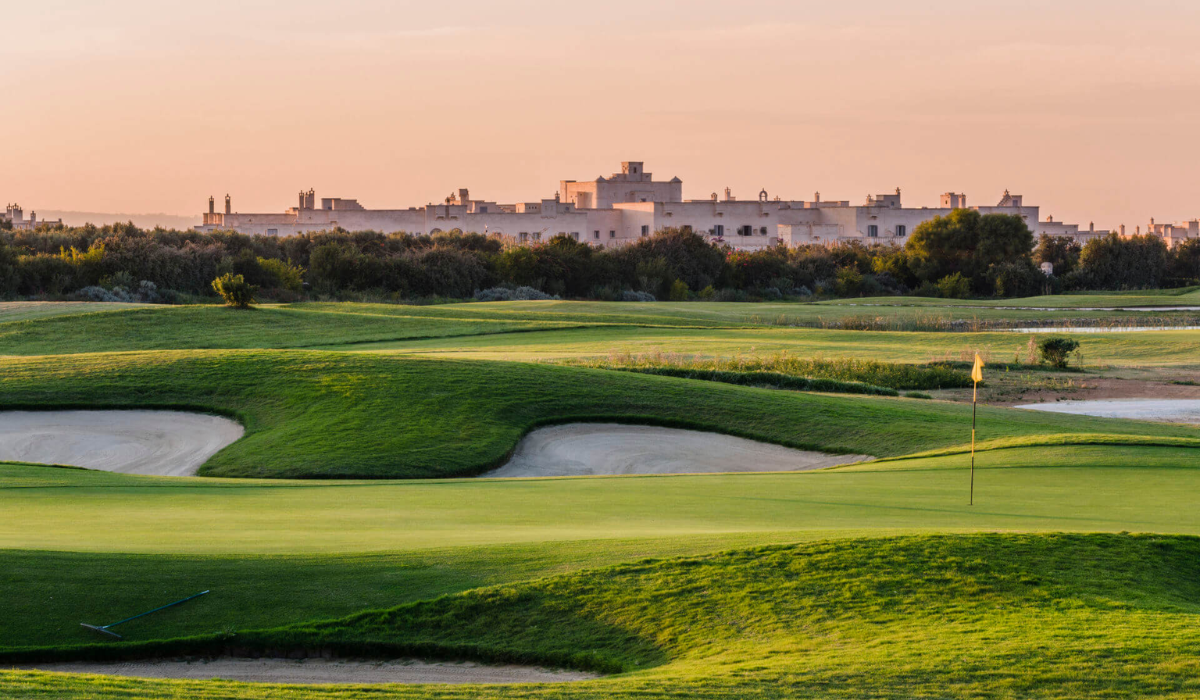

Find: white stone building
[3,204,62,231]
[194,161,1117,250]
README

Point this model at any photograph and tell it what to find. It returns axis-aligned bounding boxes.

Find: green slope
[7,534,1200,699]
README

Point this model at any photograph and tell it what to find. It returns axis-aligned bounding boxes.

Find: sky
[3,0,1199,229]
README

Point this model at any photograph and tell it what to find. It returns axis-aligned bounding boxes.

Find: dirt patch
[0,410,244,476]
[485,423,870,477]
[17,657,597,685]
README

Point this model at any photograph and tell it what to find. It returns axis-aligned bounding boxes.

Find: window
[713,224,725,237]
[593,230,600,239]
[895,224,906,237]
[738,225,753,236]
[609,230,616,238]
[267,228,278,235]
[641,225,650,237]
[533,232,541,241]
[571,232,579,240]
[868,224,879,238]
[519,232,528,242]
[760,227,768,236]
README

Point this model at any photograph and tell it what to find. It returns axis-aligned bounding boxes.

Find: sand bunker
[1016,399,1200,424]
[486,423,870,477]
[19,657,597,685]
[0,410,244,476]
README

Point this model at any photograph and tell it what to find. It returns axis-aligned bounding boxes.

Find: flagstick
[970,380,977,506]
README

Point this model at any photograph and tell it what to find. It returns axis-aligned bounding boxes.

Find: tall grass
[571,351,972,390]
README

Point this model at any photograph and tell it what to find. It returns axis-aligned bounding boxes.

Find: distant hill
[37,211,202,230]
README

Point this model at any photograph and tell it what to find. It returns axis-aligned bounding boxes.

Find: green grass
[6,298,1200,698]
[332,324,1200,366]
[5,299,1200,356]
[2,351,1197,479]
[8,534,1200,698]
[0,301,148,323]
[6,444,1200,557]
[0,304,586,355]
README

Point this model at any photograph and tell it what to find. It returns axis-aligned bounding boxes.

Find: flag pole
[970,380,977,506]
[969,353,983,507]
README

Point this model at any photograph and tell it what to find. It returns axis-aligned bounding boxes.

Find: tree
[1076,234,1168,289]
[1033,234,1081,277]
[1168,238,1200,284]
[906,210,1034,292]
[211,273,256,308]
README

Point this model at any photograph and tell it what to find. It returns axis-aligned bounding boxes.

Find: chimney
[814,191,820,203]
[299,191,305,209]
[1089,222,1095,232]
[1120,224,1126,235]
[724,187,732,202]
[225,194,231,215]
[209,196,215,214]
[458,188,470,204]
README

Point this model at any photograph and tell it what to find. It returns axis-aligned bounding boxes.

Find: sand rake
[81,590,210,640]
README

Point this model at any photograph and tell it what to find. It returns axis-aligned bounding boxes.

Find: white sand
[1016,398,1200,423]
[485,423,870,477]
[18,657,597,685]
[0,410,244,476]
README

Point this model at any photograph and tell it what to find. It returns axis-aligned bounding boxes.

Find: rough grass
[7,534,1200,699]
[570,350,971,390]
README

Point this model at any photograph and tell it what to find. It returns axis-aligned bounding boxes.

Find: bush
[668,279,690,301]
[987,260,1046,298]
[1038,337,1080,368]
[257,257,305,291]
[622,290,657,302]
[697,285,716,300]
[936,272,971,299]
[211,273,256,308]
[474,286,560,302]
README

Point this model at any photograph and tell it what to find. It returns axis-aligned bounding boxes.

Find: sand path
[17,657,596,685]
[0,410,244,476]
[1016,398,1200,423]
[486,423,870,477]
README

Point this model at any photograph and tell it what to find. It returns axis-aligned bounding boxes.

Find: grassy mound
[2,351,1198,478]
[8,534,1200,698]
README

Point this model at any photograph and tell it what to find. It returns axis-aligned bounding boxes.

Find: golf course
[4,293,1200,698]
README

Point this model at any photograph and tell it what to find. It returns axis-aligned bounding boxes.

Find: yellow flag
[971,354,984,384]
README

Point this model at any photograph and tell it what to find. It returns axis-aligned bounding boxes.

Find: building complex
[170,161,1195,251]
[2,204,61,231]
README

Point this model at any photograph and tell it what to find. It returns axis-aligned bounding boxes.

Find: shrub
[697,285,716,300]
[936,272,971,299]
[668,279,690,301]
[211,273,256,308]
[1038,337,1080,368]
[987,260,1045,298]
[835,267,864,296]
[257,257,305,291]
[622,290,656,302]
[474,286,560,302]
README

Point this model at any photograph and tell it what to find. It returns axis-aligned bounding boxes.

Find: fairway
[4,298,1200,699]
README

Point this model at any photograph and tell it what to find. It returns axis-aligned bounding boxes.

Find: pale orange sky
[4,0,1200,229]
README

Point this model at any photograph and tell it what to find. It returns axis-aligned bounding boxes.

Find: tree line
[0,211,1193,302]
